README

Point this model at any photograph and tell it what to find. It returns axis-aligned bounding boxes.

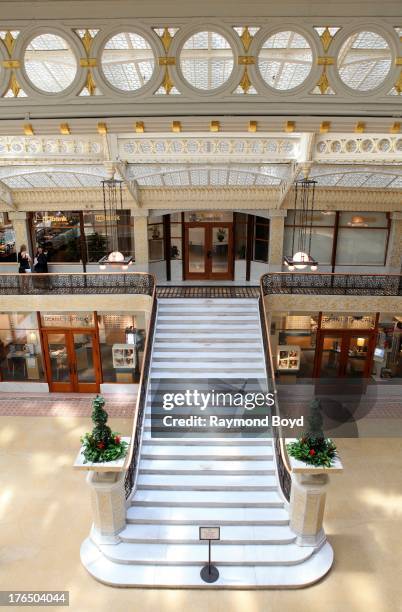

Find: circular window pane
[24,34,77,93]
[180,31,234,90]
[101,32,155,91]
[258,31,313,90]
[337,31,392,91]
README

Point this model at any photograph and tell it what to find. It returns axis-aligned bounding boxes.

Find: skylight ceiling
[2,172,105,189]
[337,31,392,91]
[310,165,402,188]
[258,31,313,91]
[180,31,234,90]
[101,32,155,91]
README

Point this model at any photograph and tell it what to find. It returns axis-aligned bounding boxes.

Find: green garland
[80,395,128,463]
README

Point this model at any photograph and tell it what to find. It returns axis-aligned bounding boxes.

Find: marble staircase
[81,298,333,587]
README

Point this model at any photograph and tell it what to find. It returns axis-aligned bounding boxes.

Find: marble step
[81,539,334,588]
[136,473,277,490]
[119,524,296,545]
[151,361,265,369]
[157,314,259,321]
[138,459,276,475]
[153,342,262,349]
[140,445,273,459]
[150,371,266,379]
[156,323,260,331]
[126,505,289,525]
[152,351,263,359]
[155,331,261,338]
[141,438,271,446]
[100,541,315,566]
[132,489,283,507]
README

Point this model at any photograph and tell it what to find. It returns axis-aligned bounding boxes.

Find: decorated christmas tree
[81,395,128,463]
[286,399,337,467]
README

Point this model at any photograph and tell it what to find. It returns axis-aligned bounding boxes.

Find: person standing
[17,244,32,273]
[34,247,48,273]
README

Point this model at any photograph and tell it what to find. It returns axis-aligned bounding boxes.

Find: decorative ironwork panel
[261,272,402,296]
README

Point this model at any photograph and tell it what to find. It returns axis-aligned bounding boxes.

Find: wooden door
[43,329,101,392]
[184,222,233,280]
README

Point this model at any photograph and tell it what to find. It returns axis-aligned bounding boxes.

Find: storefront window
[335,212,389,266]
[254,216,270,262]
[274,312,319,378]
[83,210,133,262]
[148,216,164,262]
[170,213,182,260]
[0,312,45,381]
[284,211,335,265]
[0,213,16,262]
[32,211,81,263]
[235,213,247,259]
[97,312,146,383]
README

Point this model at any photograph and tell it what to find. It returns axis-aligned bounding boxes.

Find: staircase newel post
[86,469,127,545]
[287,451,343,548]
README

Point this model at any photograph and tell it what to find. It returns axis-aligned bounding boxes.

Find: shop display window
[0,312,45,382]
[83,209,133,262]
[31,211,81,263]
[97,312,146,383]
[0,213,16,262]
[148,216,164,262]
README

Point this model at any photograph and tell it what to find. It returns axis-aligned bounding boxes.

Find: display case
[112,344,136,369]
[277,345,301,372]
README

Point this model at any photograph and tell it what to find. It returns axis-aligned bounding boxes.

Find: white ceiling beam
[0,180,16,210]
[115,161,142,207]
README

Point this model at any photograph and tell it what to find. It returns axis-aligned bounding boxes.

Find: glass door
[210,223,233,280]
[184,222,233,280]
[318,334,343,378]
[44,331,74,392]
[73,332,99,392]
[186,224,207,278]
[345,335,371,378]
[43,330,100,392]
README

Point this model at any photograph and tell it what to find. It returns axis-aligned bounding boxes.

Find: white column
[8,211,30,253]
[87,470,127,545]
[268,210,286,271]
[387,212,402,272]
[133,212,149,271]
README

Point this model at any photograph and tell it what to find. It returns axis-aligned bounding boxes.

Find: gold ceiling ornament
[390,121,401,134]
[238,56,255,65]
[317,56,334,66]
[171,120,181,133]
[135,121,145,133]
[23,123,34,136]
[97,122,107,135]
[210,120,220,132]
[8,72,21,97]
[59,123,70,135]
[2,59,20,69]
[316,67,330,94]
[239,66,253,93]
[158,27,174,53]
[84,70,97,95]
[248,120,257,132]
[394,70,402,94]
[354,121,365,134]
[81,29,95,55]
[239,27,253,53]
[285,121,296,133]
[319,27,335,53]
[80,58,97,68]
[320,121,331,133]
[3,30,16,56]
[396,57,402,66]
[161,66,174,94]
[158,56,175,66]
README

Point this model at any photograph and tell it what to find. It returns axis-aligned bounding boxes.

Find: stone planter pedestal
[286,444,343,548]
[73,437,131,545]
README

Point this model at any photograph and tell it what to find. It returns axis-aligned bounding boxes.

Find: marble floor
[0,412,401,612]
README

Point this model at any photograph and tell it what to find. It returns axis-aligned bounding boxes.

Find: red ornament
[309,449,316,456]
[97,441,105,450]
[114,435,121,445]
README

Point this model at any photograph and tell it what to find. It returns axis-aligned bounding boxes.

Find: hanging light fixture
[284,177,318,272]
[98,177,133,270]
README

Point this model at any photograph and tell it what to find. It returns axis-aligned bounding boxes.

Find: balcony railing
[0,272,155,295]
[261,272,402,296]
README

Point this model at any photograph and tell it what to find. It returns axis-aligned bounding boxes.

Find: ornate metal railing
[261,272,402,296]
[124,283,157,499]
[0,271,155,295]
[258,287,292,502]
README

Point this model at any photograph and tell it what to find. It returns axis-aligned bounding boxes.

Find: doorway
[42,329,101,392]
[184,222,234,280]
[314,331,375,378]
